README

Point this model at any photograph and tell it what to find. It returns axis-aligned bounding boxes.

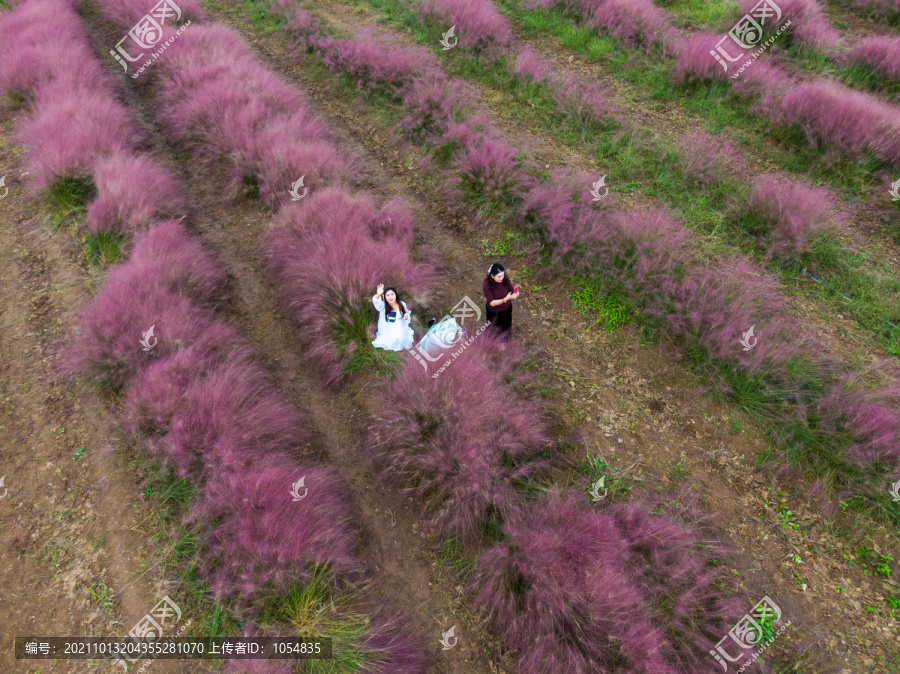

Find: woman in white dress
[372,283,414,351]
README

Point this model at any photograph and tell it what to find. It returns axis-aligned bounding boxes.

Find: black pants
[486,305,512,339]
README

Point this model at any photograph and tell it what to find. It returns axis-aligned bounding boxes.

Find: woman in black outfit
[482,263,519,338]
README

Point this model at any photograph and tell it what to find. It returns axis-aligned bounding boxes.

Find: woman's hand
[511,291,520,300]
[403,313,411,321]
[376,283,385,295]
[504,292,512,301]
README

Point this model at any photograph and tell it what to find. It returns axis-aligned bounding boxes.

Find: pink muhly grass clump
[779,79,900,167]
[527,0,673,49]
[420,0,513,51]
[85,154,188,233]
[737,0,841,51]
[372,335,551,538]
[0,0,109,99]
[60,271,220,383]
[139,357,305,477]
[190,457,360,604]
[152,24,352,206]
[96,0,205,29]
[510,47,553,84]
[450,134,521,203]
[742,174,833,259]
[856,0,900,21]
[848,36,900,82]
[125,220,227,303]
[817,377,900,478]
[265,188,432,387]
[677,129,743,191]
[671,31,734,85]
[17,83,144,190]
[358,612,431,673]
[651,254,797,376]
[471,493,740,673]
[317,33,436,92]
[398,73,469,141]
[270,0,323,48]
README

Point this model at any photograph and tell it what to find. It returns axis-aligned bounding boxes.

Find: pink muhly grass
[359,612,431,673]
[95,0,205,29]
[121,322,251,440]
[0,10,108,99]
[779,79,900,167]
[677,129,743,191]
[526,0,674,50]
[856,0,900,21]
[651,254,798,376]
[372,335,551,538]
[16,82,144,190]
[817,377,900,477]
[224,660,293,674]
[671,31,734,85]
[190,457,360,604]
[742,174,833,259]
[420,0,513,51]
[85,154,188,233]
[449,134,521,203]
[59,269,221,383]
[737,0,841,51]
[317,33,436,92]
[397,73,469,141]
[510,47,553,84]
[265,188,432,387]
[848,36,900,82]
[471,493,740,673]
[125,220,227,303]
[140,357,305,477]
[270,0,323,48]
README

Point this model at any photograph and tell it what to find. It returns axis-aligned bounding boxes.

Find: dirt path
[191,0,899,670]
[0,155,196,671]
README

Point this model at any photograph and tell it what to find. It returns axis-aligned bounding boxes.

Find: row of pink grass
[1,0,428,668]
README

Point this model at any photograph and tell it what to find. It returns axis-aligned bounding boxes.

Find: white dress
[372,295,415,351]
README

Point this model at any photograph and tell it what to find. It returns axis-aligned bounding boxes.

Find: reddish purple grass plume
[17,82,144,190]
[472,492,740,673]
[359,612,431,673]
[85,154,188,233]
[779,79,900,167]
[373,335,550,538]
[510,46,553,84]
[738,0,841,51]
[421,0,513,51]
[743,174,833,259]
[525,0,674,50]
[398,73,469,141]
[0,0,110,98]
[150,23,354,208]
[653,254,798,377]
[318,32,436,92]
[266,188,432,386]
[190,457,359,603]
[450,133,520,202]
[848,36,900,82]
[96,0,205,29]
[677,129,743,191]
[855,0,900,21]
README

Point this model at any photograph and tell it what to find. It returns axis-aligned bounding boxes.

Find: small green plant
[72,447,85,461]
[86,231,125,266]
[435,536,475,579]
[579,453,633,499]
[668,461,689,482]
[876,554,894,577]
[47,175,97,228]
[729,419,746,434]
[569,276,631,331]
[89,582,117,623]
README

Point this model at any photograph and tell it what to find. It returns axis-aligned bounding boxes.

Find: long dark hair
[381,287,406,319]
[485,263,513,290]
